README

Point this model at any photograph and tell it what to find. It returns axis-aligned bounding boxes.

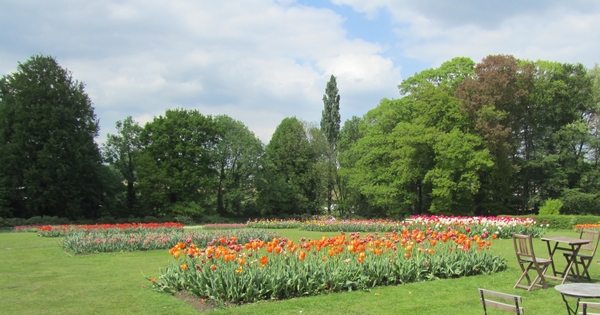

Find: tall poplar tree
[321,75,341,147]
[320,75,341,214]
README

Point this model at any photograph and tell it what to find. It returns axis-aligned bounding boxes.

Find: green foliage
[321,74,341,147]
[343,83,491,216]
[530,215,571,229]
[136,109,221,217]
[398,57,476,95]
[0,55,106,219]
[528,214,600,229]
[320,75,342,216]
[101,116,143,216]
[213,115,264,217]
[560,189,599,215]
[259,117,318,216]
[538,199,562,215]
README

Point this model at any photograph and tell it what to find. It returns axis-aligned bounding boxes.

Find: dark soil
[174,291,218,312]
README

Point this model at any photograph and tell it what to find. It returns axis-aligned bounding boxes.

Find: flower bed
[246,219,302,229]
[573,223,600,230]
[149,228,507,305]
[35,222,184,237]
[61,229,279,254]
[298,215,547,238]
[202,223,247,230]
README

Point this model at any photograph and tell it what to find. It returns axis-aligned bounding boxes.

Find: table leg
[561,294,579,315]
[545,241,559,277]
[561,245,583,284]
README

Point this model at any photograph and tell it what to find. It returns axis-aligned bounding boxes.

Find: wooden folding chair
[513,233,553,291]
[580,301,600,315]
[563,229,600,281]
[478,288,523,314]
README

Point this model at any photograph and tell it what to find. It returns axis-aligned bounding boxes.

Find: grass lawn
[0,229,597,314]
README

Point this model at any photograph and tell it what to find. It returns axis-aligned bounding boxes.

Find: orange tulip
[260,256,268,266]
[180,264,188,271]
[358,252,365,263]
[210,264,216,271]
[299,250,306,261]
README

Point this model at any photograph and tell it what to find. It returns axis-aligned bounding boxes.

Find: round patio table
[555,283,600,315]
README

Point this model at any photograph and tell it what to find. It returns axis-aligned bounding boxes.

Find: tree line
[1,55,599,220]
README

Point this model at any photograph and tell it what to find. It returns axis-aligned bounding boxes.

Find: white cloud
[336,0,600,69]
[0,1,402,144]
[3,0,598,146]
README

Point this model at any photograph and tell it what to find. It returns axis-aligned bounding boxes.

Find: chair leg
[515,262,533,290]
[580,258,592,281]
[516,264,549,291]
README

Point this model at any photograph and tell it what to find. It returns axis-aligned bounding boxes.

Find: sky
[1,0,599,145]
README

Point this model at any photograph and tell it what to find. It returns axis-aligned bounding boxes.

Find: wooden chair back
[580,301,600,315]
[513,233,537,261]
[479,288,523,314]
[580,229,600,254]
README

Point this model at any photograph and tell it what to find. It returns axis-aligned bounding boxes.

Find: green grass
[0,229,596,314]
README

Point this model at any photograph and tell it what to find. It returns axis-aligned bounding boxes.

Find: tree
[337,116,378,218]
[341,58,490,217]
[213,115,263,217]
[456,56,596,214]
[258,117,317,216]
[0,55,105,219]
[320,75,341,214]
[321,75,341,147]
[398,57,475,95]
[102,116,143,217]
[136,109,221,217]
[455,55,536,214]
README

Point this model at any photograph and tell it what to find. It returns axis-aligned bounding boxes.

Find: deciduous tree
[213,115,263,217]
[259,117,317,216]
[136,109,220,217]
[102,116,143,216]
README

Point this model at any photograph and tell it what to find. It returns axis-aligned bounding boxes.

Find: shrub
[539,199,562,215]
[174,215,195,225]
[560,189,600,215]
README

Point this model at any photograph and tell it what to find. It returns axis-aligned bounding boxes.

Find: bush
[532,215,570,229]
[197,214,238,224]
[539,199,562,215]
[561,189,600,215]
[174,215,195,225]
[3,218,26,227]
[532,215,600,229]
